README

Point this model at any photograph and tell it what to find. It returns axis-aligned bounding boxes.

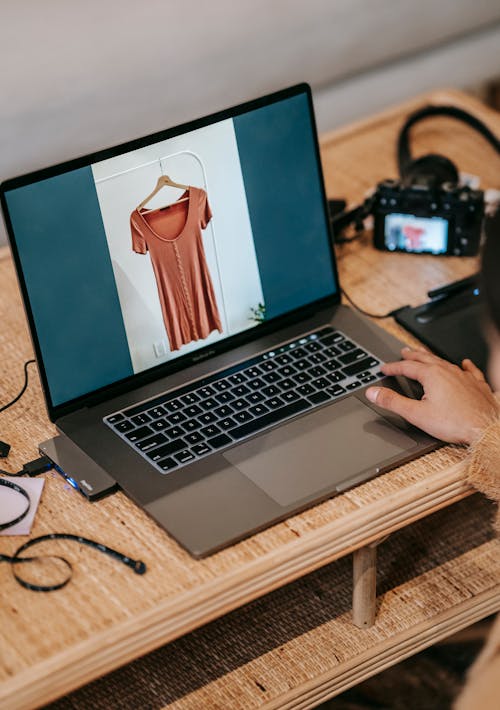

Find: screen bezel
[1,83,340,422]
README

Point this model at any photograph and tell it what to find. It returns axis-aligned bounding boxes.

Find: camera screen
[384,213,448,254]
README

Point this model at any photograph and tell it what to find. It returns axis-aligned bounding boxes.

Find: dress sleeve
[130,213,148,254]
[199,189,213,230]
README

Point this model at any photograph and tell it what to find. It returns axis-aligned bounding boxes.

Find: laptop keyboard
[104,326,384,474]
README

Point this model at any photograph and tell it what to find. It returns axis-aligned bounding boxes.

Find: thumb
[365,386,421,424]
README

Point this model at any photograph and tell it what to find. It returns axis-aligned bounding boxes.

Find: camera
[372,178,484,256]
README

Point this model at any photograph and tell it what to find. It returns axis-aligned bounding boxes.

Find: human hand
[365,348,500,445]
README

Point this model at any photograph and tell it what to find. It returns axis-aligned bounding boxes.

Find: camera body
[372,179,484,256]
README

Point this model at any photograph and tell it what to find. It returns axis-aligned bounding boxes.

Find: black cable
[0,479,147,591]
[341,288,397,320]
[0,359,36,413]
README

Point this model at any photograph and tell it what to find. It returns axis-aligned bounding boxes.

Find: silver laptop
[1,84,436,557]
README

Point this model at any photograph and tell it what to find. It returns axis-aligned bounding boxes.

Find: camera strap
[397,104,500,177]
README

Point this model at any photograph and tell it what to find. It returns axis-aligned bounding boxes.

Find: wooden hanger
[137,175,190,210]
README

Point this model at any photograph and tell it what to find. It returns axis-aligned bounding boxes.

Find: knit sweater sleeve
[453,421,500,709]
[467,419,500,534]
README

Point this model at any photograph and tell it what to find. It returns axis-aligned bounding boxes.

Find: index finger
[381,359,428,383]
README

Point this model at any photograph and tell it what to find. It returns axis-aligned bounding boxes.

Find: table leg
[352,536,389,628]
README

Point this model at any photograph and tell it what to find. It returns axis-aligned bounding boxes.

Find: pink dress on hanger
[130,187,223,351]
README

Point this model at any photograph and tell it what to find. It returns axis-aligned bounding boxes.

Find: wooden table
[1,89,499,710]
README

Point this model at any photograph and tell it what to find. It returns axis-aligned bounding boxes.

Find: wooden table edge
[0,460,471,709]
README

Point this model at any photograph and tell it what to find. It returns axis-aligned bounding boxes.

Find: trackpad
[223,397,419,507]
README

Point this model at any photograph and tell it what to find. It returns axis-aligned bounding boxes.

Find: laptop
[1,84,436,557]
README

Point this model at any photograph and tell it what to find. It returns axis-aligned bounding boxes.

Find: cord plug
[0,440,11,458]
[21,455,54,477]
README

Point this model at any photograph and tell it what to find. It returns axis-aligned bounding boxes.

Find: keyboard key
[146,438,185,461]
[125,425,153,442]
[136,433,167,451]
[158,457,178,472]
[131,413,151,426]
[198,386,215,397]
[192,443,212,456]
[167,411,187,425]
[346,381,361,390]
[199,411,218,425]
[339,340,356,352]
[262,385,281,397]
[215,404,234,418]
[246,377,265,391]
[305,341,321,352]
[262,371,281,384]
[185,431,204,445]
[324,345,341,358]
[201,424,221,438]
[309,365,327,378]
[275,353,293,366]
[228,373,247,385]
[282,390,300,403]
[228,399,310,439]
[207,433,233,449]
[308,353,327,364]
[245,366,262,378]
[164,425,185,439]
[312,377,331,390]
[328,384,346,397]
[294,358,311,371]
[343,357,379,377]
[199,397,219,411]
[218,416,236,430]
[249,403,269,417]
[289,346,307,359]
[182,419,199,433]
[267,396,284,409]
[151,419,169,431]
[175,450,195,464]
[328,371,346,383]
[215,391,235,404]
[297,384,315,396]
[184,404,202,417]
[115,420,134,433]
[308,391,330,405]
[164,399,184,413]
[293,371,309,384]
[278,377,295,390]
[233,410,253,423]
[148,406,166,419]
[323,358,341,371]
[260,360,279,372]
[320,332,344,345]
[213,379,231,392]
[361,374,377,383]
[233,384,250,397]
[231,398,248,411]
[107,413,124,425]
[180,392,200,405]
[338,348,367,365]
[247,391,265,403]
[277,365,297,378]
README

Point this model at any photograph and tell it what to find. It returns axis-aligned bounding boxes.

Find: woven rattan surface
[46,495,499,709]
[1,89,499,709]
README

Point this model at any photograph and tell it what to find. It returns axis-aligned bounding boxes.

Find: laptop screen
[2,85,338,413]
